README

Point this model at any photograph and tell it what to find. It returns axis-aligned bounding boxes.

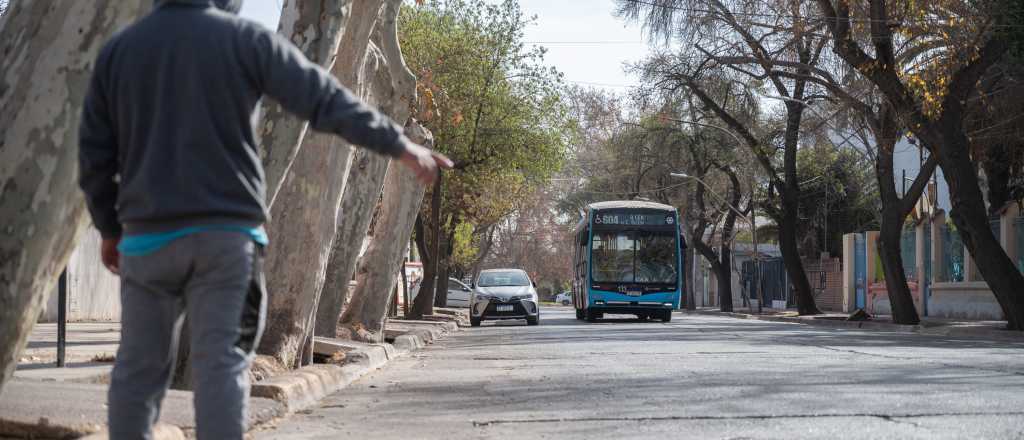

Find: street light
[672,172,764,314]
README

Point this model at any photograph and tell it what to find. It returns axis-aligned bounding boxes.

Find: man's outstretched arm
[243,27,451,183]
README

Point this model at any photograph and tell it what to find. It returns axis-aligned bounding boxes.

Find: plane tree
[398,0,571,317]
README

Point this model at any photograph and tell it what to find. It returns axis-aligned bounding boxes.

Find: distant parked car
[470,268,540,327]
[554,291,571,306]
[446,278,472,308]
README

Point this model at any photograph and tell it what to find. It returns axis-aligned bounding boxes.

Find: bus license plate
[627,291,642,297]
[496,305,513,312]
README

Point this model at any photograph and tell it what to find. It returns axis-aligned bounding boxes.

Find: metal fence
[942,223,964,282]
[900,225,917,280]
[741,257,788,307]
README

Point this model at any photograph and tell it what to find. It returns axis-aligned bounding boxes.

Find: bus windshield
[591,230,677,284]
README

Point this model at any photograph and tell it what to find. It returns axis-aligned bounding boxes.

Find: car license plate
[496,305,513,312]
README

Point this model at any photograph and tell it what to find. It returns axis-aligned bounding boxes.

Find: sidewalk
[2,310,468,439]
[684,307,1024,341]
[13,322,120,383]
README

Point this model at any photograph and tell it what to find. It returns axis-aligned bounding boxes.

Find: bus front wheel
[585,309,600,322]
[575,308,584,320]
[660,310,672,322]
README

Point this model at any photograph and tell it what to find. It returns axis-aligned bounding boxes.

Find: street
[257,307,1024,439]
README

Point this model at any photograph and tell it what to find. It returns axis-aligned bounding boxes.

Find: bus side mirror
[680,234,688,249]
[579,228,589,246]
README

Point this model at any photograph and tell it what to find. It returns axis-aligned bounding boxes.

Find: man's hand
[101,237,121,275]
[398,140,454,185]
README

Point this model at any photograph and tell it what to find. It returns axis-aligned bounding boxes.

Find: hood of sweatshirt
[155,0,243,14]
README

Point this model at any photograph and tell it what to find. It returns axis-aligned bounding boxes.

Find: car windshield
[477,271,531,287]
[591,230,677,284]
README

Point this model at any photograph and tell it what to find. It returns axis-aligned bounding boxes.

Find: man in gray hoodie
[78,1,451,438]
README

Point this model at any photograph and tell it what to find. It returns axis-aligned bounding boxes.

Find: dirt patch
[90,353,115,363]
[249,355,288,382]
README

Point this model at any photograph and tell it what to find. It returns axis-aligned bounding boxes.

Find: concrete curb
[253,342,396,413]
[682,310,1024,341]
[250,319,461,418]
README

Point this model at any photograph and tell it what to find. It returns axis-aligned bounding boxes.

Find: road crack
[470,411,1024,427]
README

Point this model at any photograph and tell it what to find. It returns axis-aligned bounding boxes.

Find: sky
[238,0,652,93]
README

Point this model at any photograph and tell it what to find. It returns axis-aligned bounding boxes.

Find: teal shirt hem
[118,225,268,256]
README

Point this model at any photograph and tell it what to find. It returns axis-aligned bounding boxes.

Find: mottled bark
[313,0,416,340]
[0,0,146,395]
[338,123,432,342]
[314,148,389,338]
[259,0,352,206]
[260,0,416,366]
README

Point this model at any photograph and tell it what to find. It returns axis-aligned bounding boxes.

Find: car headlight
[512,294,534,301]
[474,294,494,301]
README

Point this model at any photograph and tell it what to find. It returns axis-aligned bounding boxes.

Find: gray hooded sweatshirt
[79,0,408,239]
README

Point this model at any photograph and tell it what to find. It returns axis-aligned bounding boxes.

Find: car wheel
[526,315,539,326]
[585,308,599,322]
[561,300,570,306]
[660,310,672,322]
[471,316,482,327]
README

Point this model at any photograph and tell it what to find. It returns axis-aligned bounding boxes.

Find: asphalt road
[257,307,1024,439]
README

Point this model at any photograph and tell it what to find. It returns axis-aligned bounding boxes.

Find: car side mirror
[532,281,537,288]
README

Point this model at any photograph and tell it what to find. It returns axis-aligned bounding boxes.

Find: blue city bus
[571,201,685,322]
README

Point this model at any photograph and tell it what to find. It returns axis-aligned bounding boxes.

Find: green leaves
[399,0,571,228]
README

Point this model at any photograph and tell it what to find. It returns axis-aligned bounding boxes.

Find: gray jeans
[108,231,266,440]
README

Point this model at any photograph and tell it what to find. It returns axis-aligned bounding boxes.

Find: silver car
[470,269,540,327]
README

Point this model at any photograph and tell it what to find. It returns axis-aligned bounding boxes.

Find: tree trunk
[433,223,455,308]
[258,117,354,368]
[936,112,1024,330]
[717,245,733,312]
[781,96,821,315]
[684,246,697,310]
[259,0,351,206]
[338,123,432,342]
[470,225,495,280]
[872,112,931,325]
[777,193,819,314]
[314,149,390,338]
[310,0,398,336]
[877,217,919,323]
[409,177,442,319]
[260,0,416,366]
[0,0,146,394]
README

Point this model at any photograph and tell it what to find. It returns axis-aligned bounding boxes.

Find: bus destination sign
[594,213,674,226]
